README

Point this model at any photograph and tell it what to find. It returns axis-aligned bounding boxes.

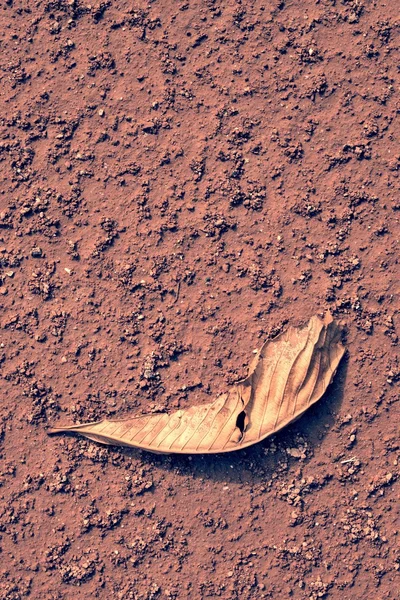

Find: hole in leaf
[235,410,247,438]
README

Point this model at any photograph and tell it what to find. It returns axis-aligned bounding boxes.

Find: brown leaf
[48,313,345,454]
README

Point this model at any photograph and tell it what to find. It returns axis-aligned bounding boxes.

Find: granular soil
[0,1,399,599]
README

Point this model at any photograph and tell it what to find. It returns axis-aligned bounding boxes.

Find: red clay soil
[0,1,399,599]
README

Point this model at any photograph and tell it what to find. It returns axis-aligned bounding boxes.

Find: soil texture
[0,1,399,599]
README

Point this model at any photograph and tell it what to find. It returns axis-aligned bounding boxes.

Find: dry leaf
[48,313,345,454]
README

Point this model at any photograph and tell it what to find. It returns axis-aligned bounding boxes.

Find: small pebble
[31,247,43,258]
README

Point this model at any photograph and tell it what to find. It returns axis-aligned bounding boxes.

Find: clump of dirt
[0,1,398,599]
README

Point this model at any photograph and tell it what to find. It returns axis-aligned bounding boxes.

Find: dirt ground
[0,1,399,598]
